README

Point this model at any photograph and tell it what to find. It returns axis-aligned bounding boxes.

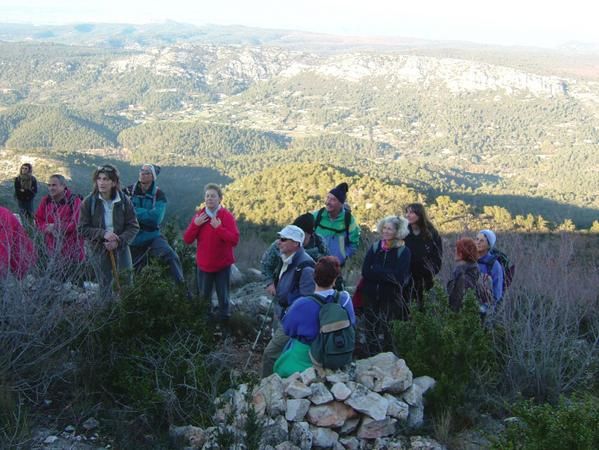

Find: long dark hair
[92,164,120,198]
[405,203,437,241]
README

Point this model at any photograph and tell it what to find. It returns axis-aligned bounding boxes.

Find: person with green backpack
[274,256,356,378]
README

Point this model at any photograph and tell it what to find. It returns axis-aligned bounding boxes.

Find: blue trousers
[197,266,231,320]
[131,236,185,284]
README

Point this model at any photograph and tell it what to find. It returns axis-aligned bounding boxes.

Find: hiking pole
[108,249,121,296]
[243,296,274,370]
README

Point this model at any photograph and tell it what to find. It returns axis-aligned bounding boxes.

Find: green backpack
[308,292,355,370]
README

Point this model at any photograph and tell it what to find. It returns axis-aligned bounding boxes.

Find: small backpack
[476,272,495,307]
[308,292,355,370]
[486,248,515,290]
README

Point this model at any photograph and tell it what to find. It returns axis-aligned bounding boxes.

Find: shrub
[491,395,599,450]
[392,285,496,423]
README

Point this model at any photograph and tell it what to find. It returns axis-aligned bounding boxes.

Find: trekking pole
[243,297,274,370]
[108,249,121,296]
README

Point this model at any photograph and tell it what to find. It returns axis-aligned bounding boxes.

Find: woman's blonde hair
[376,215,409,240]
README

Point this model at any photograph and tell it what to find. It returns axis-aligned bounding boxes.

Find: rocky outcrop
[169,352,442,449]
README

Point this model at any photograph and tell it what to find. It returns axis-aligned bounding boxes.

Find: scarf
[18,174,33,191]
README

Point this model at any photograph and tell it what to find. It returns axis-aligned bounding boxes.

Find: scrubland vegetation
[1,223,597,448]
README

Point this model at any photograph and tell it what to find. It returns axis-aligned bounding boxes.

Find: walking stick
[108,249,121,295]
[243,297,274,370]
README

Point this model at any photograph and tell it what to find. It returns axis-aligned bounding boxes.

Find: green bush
[82,266,230,428]
[491,396,599,450]
[392,285,496,422]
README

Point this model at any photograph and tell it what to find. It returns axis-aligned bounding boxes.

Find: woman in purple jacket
[274,256,355,377]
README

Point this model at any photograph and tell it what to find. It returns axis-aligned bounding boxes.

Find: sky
[0,0,597,49]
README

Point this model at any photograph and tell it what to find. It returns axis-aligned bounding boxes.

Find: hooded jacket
[447,261,480,311]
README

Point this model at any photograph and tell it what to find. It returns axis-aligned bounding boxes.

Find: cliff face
[106,44,568,97]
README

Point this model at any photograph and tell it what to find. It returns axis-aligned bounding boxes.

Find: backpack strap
[307,291,341,307]
[292,260,316,292]
[314,207,325,230]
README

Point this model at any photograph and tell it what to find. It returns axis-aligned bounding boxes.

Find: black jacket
[404,225,443,288]
[14,176,38,202]
[361,241,412,308]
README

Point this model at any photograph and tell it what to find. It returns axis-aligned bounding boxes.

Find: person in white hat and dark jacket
[261,224,315,377]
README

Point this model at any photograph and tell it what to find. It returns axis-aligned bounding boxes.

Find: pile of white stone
[170,352,444,449]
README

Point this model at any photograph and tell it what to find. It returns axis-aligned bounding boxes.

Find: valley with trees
[0,21,598,449]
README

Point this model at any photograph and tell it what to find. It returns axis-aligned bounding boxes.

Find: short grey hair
[49,174,67,186]
[376,215,409,240]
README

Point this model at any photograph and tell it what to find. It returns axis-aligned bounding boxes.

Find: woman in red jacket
[183,183,239,321]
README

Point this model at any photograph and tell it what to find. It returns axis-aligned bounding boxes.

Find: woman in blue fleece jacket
[476,229,504,304]
[274,256,355,377]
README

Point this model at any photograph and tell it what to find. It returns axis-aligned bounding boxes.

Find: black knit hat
[293,213,315,234]
[329,182,349,204]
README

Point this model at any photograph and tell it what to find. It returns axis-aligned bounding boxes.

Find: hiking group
[1,163,513,379]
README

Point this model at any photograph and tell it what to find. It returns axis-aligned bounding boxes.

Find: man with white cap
[127,164,186,288]
[261,224,315,377]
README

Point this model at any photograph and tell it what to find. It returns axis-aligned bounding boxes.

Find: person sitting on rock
[274,256,355,378]
[261,225,315,378]
[261,212,328,295]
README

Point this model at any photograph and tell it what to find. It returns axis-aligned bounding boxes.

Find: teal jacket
[312,208,360,265]
[128,182,166,247]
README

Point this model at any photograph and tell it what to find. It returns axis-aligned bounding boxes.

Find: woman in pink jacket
[0,206,35,279]
[183,183,239,321]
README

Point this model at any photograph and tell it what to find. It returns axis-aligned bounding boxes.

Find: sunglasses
[279,237,290,242]
[97,165,116,173]
[139,170,153,175]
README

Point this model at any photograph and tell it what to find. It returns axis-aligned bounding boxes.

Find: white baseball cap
[277,225,305,246]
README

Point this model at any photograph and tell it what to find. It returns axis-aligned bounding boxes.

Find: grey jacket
[78,191,139,252]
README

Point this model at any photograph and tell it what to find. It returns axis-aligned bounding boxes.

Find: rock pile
[170,352,444,449]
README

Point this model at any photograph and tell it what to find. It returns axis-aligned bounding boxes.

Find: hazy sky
[1,0,596,48]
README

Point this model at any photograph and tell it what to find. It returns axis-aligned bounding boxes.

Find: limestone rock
[410,435,446,450]
[285,380,312,399]
[169,425,206,450]
[413,376,436,395]
[300,367,318,385]
[339,417,361,436]
[306,401,358,428]
[331,382,352,401]
[326,372,350,384]
[253,373,286,417]
[345,382,389,421]
[310,382,334,405]
[82,417,99,431]
[261,416,289,447]
[355,353,413,394]
[384,394,410,421]
[275,442,301,450]
[340,436,361,450]
[285,399,311,422]
[357,416,397,440]
[309,426,339,448]
[289,422,313,450]
[373,436,407,449]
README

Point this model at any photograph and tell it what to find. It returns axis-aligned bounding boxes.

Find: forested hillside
[0,28,598,229]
